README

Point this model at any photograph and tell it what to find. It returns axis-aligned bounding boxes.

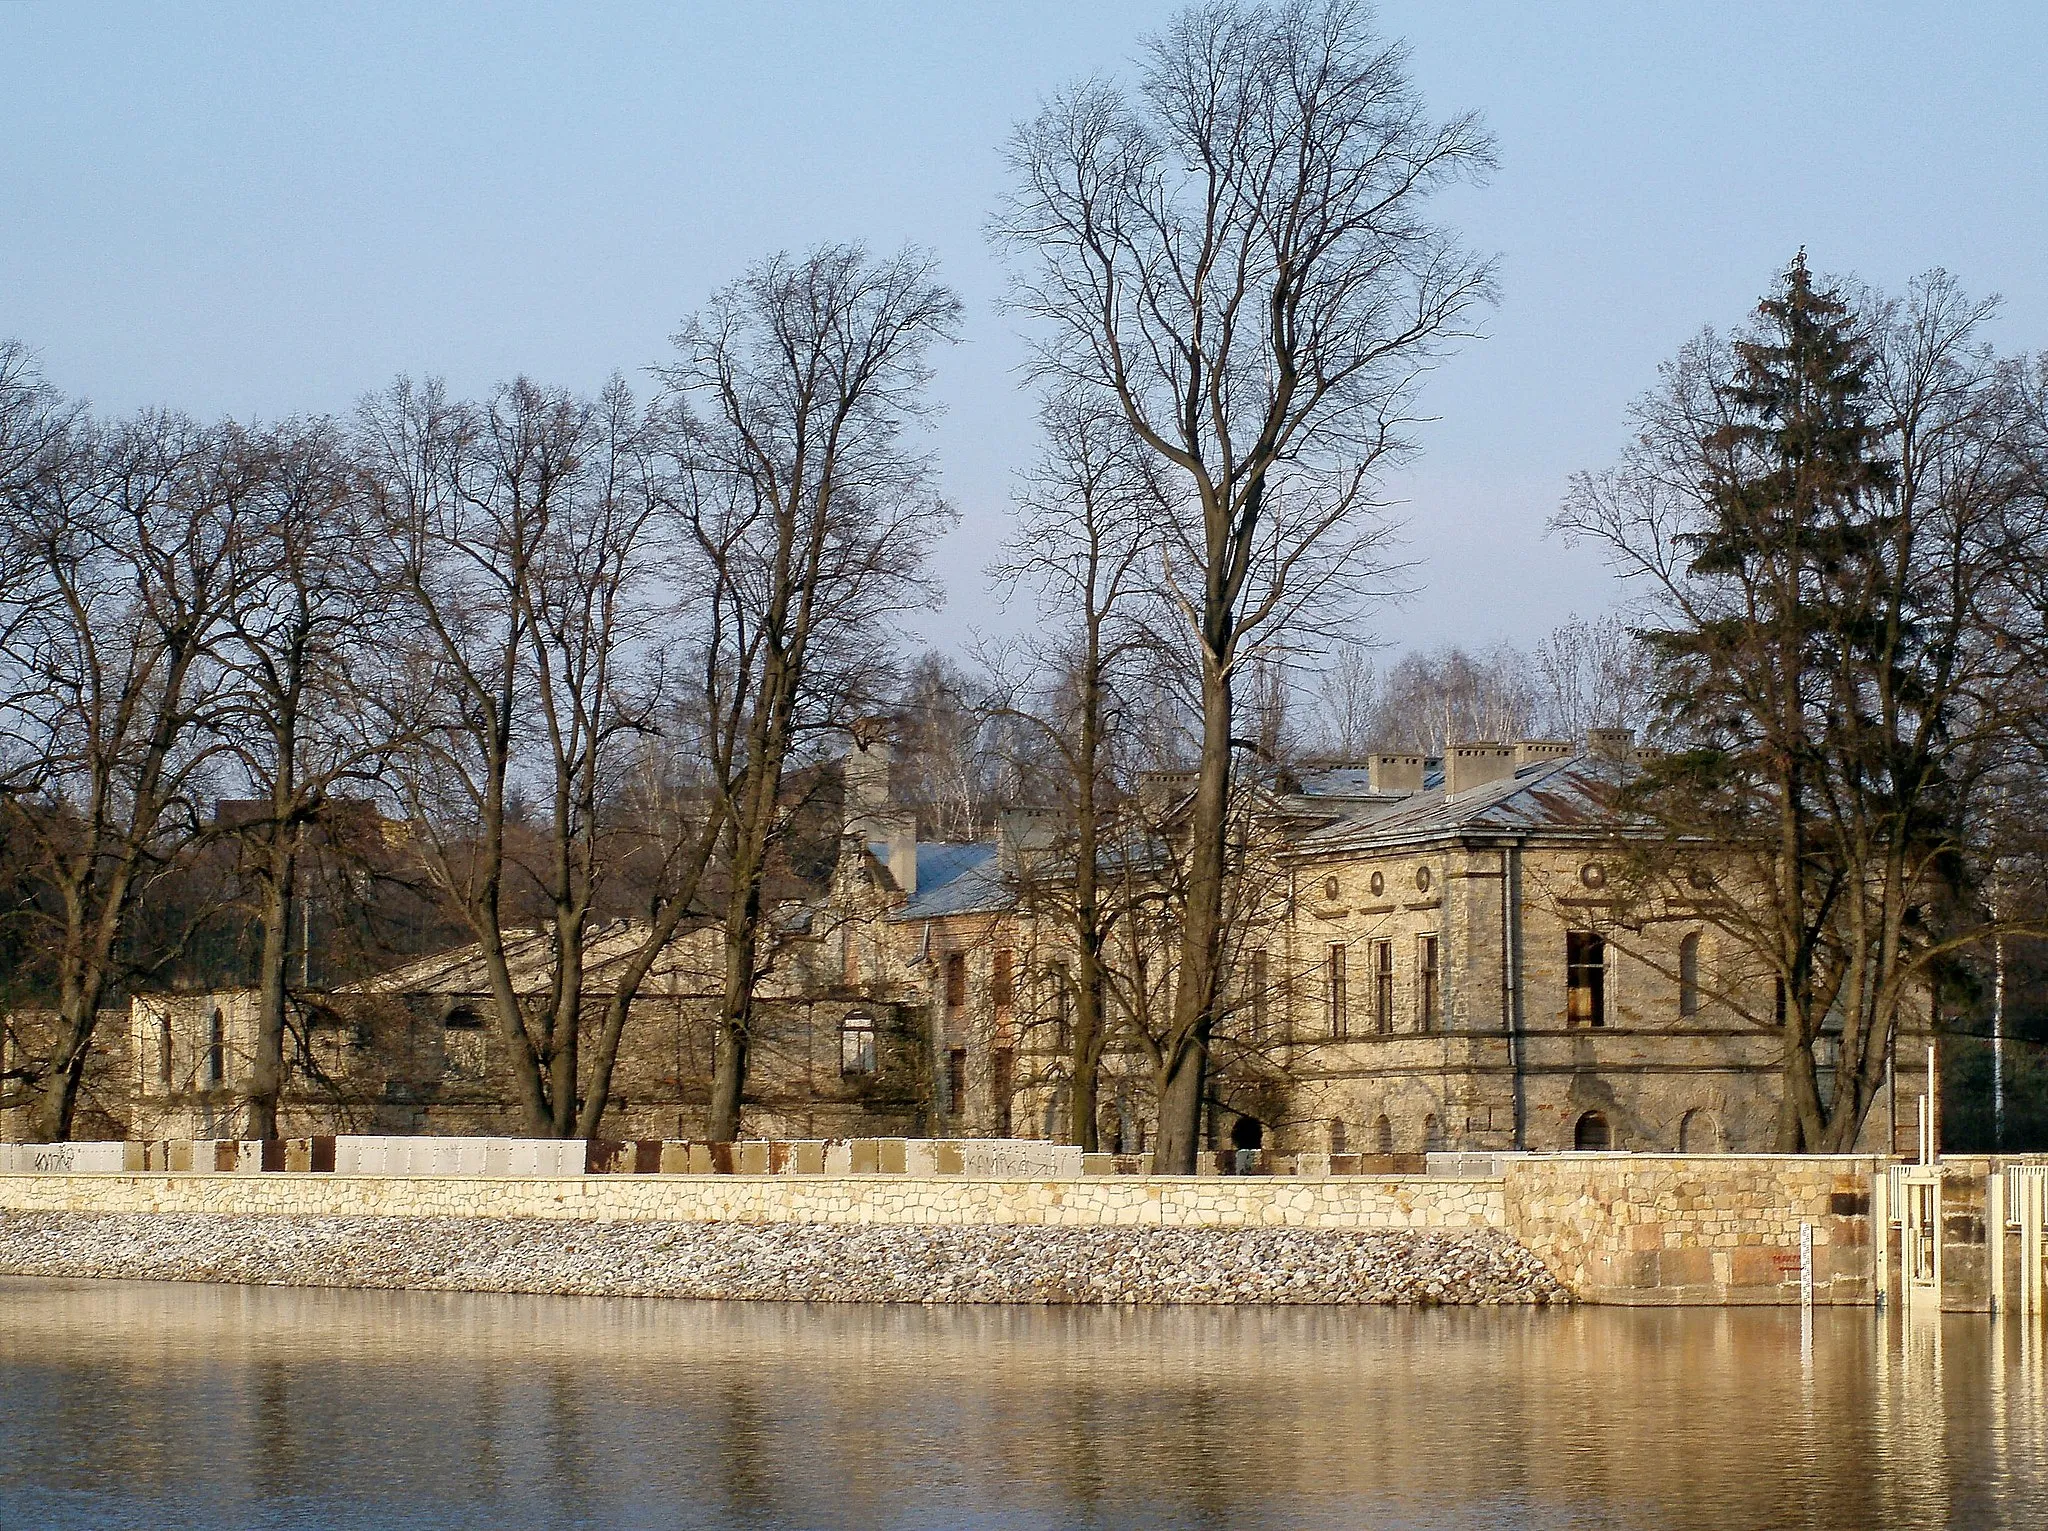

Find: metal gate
[2010,1166,2048,1317]
[1889,1165,1942,1310]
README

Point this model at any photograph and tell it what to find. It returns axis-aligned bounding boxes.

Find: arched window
[1575,1110,1612,1151]
[1678,932,1701,1018]
[205,1010,225,1087]
[1230,1115,1264,1151]
[1328,1118,1348,1155]
[1374,1114,1394,1155]
[1679,1108,1719,1153]
[1423,1112,1446,1152]
[157,1013,173,1087]
[840,1012,877,1076]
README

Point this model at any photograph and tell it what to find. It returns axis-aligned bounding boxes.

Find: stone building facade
[71,730,1933,1152]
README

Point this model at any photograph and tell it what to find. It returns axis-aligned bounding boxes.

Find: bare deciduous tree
[995,0,1492,1168]
[0,397,246,1139]
[663,244,959,1142]
[361,375,702,1138]
[990,396,1165,1148]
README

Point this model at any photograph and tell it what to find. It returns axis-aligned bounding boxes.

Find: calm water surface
[1,1278,2044,1529]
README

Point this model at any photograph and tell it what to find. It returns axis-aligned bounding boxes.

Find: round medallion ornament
[1323,875,1341,902]
[1415,865,1432,893]
[1369,871,1385,898]
[1580,862,1608,891]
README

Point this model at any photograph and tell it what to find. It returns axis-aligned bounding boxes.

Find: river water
[1,1278,2044,1530]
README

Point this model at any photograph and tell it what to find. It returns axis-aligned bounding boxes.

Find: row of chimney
[843,727,1640,892]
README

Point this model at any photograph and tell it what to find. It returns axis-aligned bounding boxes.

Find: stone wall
[1503,1154,1879,1305]
[0,1168,1503,1231]
[5,1152,2039,1308]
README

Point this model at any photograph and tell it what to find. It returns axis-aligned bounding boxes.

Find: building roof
[1286,753,1627,853]
[887,841,1006,921]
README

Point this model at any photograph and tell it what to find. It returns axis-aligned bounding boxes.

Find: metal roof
[1286,753,1628,853]
[887,841,1007,920]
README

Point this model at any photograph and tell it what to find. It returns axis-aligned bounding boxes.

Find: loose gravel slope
[0,1212,1568,1304]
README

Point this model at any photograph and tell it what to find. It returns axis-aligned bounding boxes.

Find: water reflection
[1,1278,2044,1529]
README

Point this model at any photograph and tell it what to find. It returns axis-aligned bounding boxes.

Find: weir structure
[3,1140,2046,1310]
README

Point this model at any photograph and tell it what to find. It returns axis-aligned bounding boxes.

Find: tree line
[5,1,2048,1157]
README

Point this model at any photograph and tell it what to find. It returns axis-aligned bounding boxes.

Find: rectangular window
[991,949,1014,1013]
[1327,944,1348,1038]
[944,952,967,1010]
[991,1048,1014,1136]
[1048,961,1072,1052]
[947,1047,968,1110]
[158,1014,174,1087]
[1373,941,1395,1033]
[206,1011,225,1087]
[1249,948,1269,1043]
[840,1013,877,1075]
[1567,932,1607,1028]
[1417,935,1439,1032]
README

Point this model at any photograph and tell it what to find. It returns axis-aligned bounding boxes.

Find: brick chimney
[1445,741,1517,796]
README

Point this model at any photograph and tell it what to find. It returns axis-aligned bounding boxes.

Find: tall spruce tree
[1562,254,2048,1151]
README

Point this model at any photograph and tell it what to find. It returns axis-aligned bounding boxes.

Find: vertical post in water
[1800,1220,1814,1307]
[1990,1170,2007,1315]
[1994,928,2007,1151]
[1873,1167,1892,1311]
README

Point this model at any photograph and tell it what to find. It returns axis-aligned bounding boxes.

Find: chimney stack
[1586,727,1636,762]
[1367,753,1427,794]
[842,731,919,895]
[1514,739,1573,770]
[1445,741,1517,796]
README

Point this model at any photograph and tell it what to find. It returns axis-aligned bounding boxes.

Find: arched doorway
[1574,1110,1612,1151]
[1229,1115,1264,1150]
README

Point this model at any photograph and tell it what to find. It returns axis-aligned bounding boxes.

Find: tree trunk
[24,1010,94,1143]
[243,838,296,1141]
[708,830,768,1142]
[1152,654,1233,1173]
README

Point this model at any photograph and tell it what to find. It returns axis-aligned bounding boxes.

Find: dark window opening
[1373,940,1395,1033]
[946,1047,968,1110]
[1567,932,1607,1028]
[1423,1112,1446,1152]
[1230,1115,1264,1150]
[157,1014,173,1086]
[944,952,967,1010]
[1328,1118,1347,1155]
[205,1010,225,1087]
[1575,1110,1612,1151]
[1374,1114,1394,1155]
[991,949,1014,1013]
[1327,944,1348,1038]
[1417,935,1439,1032]
[1678,931,1701,1018]
[1049,962,1072,1053]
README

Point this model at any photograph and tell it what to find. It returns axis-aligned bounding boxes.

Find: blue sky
[3,1,2043,655]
